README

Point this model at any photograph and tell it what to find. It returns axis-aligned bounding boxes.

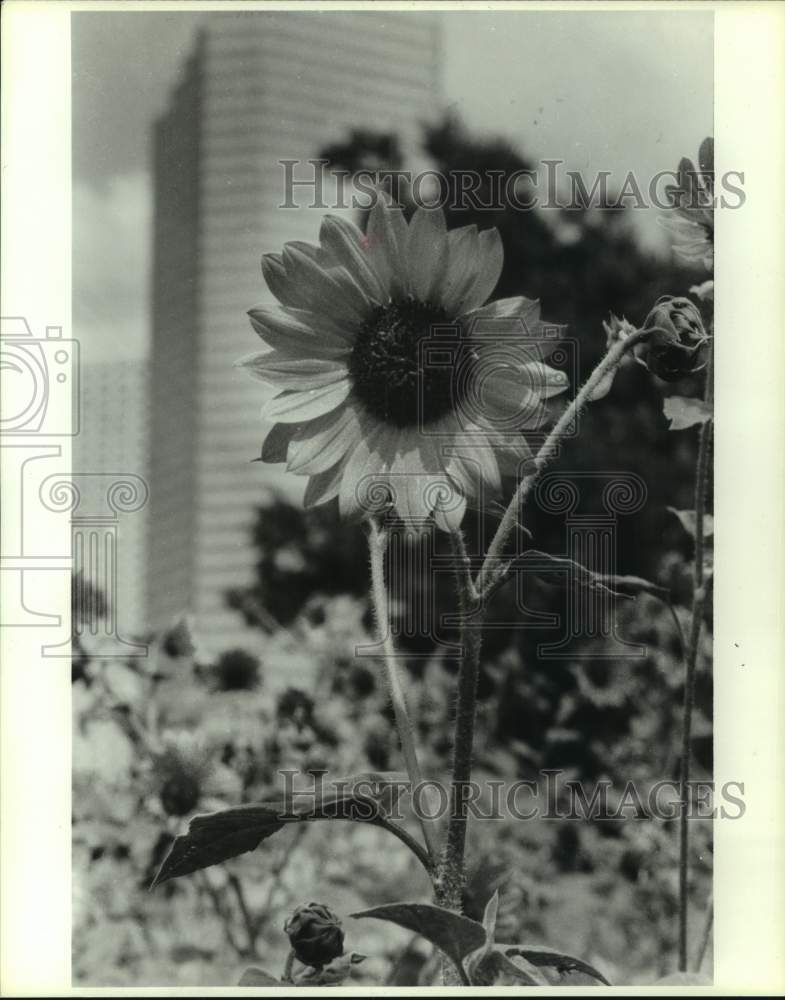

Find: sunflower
[659,137,714,271]
[239,198,569,529]
[153,732,213,817]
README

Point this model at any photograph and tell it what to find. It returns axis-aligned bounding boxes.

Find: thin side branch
[476,327,652,595]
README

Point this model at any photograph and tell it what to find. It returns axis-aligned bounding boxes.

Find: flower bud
[284,902,344,968]
[635,296,708,382]
[161,615,197,659]
[602,312,637,350]
[276,687,315,728]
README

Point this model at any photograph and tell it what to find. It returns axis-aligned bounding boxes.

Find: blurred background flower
[659,137,714,270]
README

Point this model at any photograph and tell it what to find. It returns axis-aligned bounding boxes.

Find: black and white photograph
[1,1,784,994]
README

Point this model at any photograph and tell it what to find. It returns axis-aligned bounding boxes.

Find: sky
[72,9,713,363]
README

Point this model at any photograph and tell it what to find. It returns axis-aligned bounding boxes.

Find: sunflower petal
[303,461,345,507]
[259,422,298,464]
[445,452,478,497]
[282,307,358,346]
[468,316,565,367]
[462,295,541,326]
[282,246,370,326]
[450,433,502,494]
[456,228,504,313]
[285,240,336,269]
[440,225,480,315]
[237,351,348,390]
[261,253,302,308]
[481,428,535,477]
[338,422,393,519]
[248,306,351,357]
[366,195,409,298]
[406,207,448,303]
[319,216,387,304]
[390,432,446,524]
[287,404,363,475]
[261,379,351,423]
[478,369,551,429]
[434,493,467,533]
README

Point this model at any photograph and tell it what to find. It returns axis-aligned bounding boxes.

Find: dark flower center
[348,299,466,427]
[160,774,201,817]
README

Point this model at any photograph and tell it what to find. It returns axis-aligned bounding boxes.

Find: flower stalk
[678,338,714,971]
[433,328,655,928]
[366,516,440,863]
[439,529,483,912]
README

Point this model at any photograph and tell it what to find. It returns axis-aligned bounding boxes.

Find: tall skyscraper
[148,12,441,653]
[74,359,149,637]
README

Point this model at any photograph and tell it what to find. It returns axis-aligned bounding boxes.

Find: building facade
[74,359,149,638]
[148,12,441,653]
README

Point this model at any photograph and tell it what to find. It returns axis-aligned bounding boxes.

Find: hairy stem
[282,949,295,983]
[438,529,483,917]
[366,516,440,863]
[678,341,714,971]
[476,327,652,595]
[227,871,259,956]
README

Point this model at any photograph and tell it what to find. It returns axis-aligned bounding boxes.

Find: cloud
[73,172,151,363]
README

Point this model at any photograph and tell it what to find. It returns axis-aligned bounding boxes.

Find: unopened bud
[635,296,708,381]
[284,902,344,968]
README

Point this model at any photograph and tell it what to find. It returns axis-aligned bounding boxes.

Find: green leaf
[481,889,499,944]
[350,902,486,979]
[470,947,549,986]
[487,549,643,605]
[668,507,714,539]
[343,770,409,812]
[151,782,390,887]
[598,573,671,602]
[464,890,501,983]
[502,944,611,985]
[522,551,634,601]
[238,967,282,986]
[294,953,366,986]
[151,804,286,887]
[663,395,713,430]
